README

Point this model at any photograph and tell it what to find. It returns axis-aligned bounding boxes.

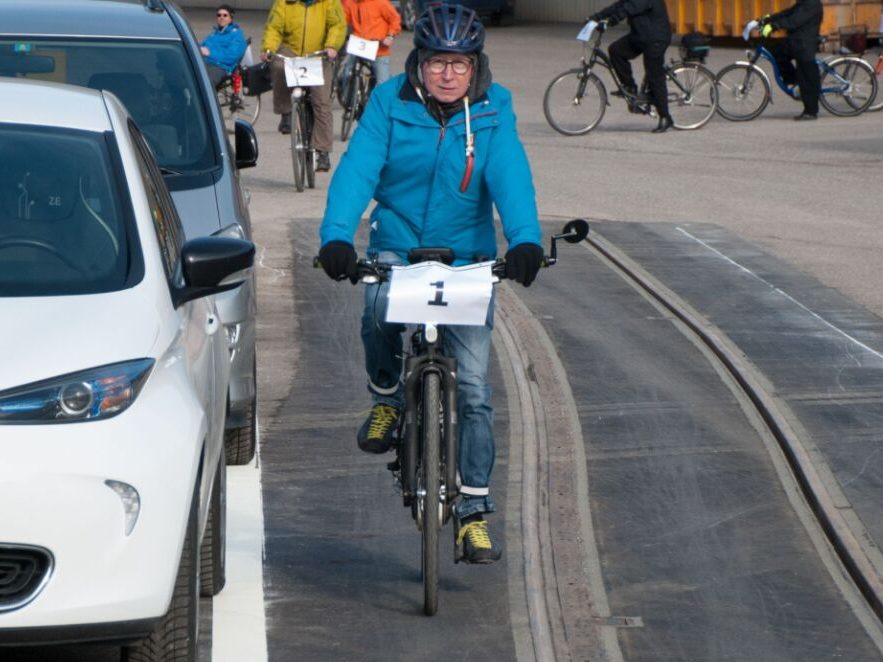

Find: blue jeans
[361,260,496,519]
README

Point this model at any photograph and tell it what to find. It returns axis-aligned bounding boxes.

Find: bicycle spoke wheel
[420,372,441,617]
[667,63,718,130]
[237,93,261,125]
[291,105,306,192]
[305,105,316,189]
[865,54,882,112]
[543,69,606,135]
[714,63,770,121]
[819,57,878,116]
[340,69,358,141]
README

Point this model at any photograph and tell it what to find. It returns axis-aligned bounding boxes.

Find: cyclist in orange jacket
[342,0,401,85]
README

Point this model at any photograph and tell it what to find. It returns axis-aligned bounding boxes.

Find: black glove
[505,243,544,287]
[318,240,358,283]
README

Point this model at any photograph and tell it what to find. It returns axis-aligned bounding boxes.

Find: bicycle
[272,51,327,192]
[339,48,377,141]
[714,20,878,120]
[216,64,261,126]
[314,219,590,616]
[543,20,719,135]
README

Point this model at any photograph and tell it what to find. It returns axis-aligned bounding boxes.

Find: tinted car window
[0,39,216,173]
[128,121,185,281]
[0,125,142,297]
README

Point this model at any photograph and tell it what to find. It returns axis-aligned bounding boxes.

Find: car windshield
[0,125,142,297]
[0,39,216,173]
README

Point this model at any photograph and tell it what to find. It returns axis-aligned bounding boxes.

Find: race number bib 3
[385,262,494,326]
[346,34,380,61]
[284,56,325,87]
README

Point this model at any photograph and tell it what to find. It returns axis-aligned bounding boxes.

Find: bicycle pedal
[386,459,400,472]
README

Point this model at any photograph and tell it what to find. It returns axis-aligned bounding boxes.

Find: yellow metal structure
[666,0,882,41]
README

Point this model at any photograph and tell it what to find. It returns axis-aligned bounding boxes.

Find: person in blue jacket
[200,4,248,89]
[318,2,543,564]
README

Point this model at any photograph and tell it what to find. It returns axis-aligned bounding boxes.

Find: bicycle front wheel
[305,104,316,189]
[543,68,606,135]
[420,371,441,617]
[865,54,882,112]
[291,103,306,192]
[667,63,718,130]
[714,63,771,121]
[819,57,878,116]
[340,70,359,141]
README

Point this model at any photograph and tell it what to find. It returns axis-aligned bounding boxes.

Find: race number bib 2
[346,34,380,61]
[385,262,494,326]
[284,56,325,87]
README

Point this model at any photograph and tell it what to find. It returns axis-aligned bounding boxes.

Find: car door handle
[205,313,220,335]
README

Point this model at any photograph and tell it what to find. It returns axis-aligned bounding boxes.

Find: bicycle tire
[291,102,306,192]
[819,56,877,116]
[305,104,316,189]
[667,63,718,130]
[714,63,771,121]
[340,65,359,141]
[218,81,261,128]
[542,68,606,136]
[865,54,883,112]
[420,371,441,617]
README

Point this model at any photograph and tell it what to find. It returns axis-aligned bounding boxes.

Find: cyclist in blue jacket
[318,2,543,564]
[200,4,248,89]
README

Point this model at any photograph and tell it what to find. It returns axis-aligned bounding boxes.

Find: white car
[0,79,254,661]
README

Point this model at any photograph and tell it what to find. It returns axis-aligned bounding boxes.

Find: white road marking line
[212,429,267,662]
[677,227,883,362]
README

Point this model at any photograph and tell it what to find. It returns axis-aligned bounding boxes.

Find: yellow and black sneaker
[357,404,399,454]
[456,517,502,564]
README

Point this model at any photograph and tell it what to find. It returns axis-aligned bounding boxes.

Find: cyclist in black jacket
[590,0,673,132]
[758,0,823,119]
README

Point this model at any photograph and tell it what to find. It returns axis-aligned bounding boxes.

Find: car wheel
[225,358,257,465]
[200,450,226,597]
[122,489,199,662]
[401,0,419,30]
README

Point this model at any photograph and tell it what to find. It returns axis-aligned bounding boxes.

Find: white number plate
[346,34,380,61]
[385,261,494,326]
[577,20,598,42]
[284,56,325,87]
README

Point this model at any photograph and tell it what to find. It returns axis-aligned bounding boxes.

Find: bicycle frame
[742,43,865,99]
[579,29,699,107]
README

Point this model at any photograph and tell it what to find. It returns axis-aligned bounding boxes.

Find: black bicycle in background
[339,51,377,141]
[315,219,589,616]
[543,20,718,134]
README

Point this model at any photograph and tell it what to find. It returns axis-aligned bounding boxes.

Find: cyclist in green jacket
[261,0,346,171]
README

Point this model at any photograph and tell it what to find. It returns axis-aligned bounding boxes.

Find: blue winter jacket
[202,22,247,73]
[321,74,542,265]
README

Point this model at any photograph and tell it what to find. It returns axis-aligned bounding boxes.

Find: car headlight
[0,359,155,424]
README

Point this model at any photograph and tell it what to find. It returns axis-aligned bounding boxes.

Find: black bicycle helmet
[413,2,485,54]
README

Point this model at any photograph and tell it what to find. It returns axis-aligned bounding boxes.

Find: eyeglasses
[425,58,472,75]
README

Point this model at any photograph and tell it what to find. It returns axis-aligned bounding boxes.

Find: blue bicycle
[715,20,877,120]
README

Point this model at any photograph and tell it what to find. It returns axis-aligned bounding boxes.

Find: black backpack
[680,31,711,62]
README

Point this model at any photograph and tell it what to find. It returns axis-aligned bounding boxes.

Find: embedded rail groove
[582,230,883,628]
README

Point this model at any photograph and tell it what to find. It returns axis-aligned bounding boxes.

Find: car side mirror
[234,119,258,169]
[173,236,255,307]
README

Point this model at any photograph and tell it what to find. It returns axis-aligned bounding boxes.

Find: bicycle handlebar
[313,219,590,285]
